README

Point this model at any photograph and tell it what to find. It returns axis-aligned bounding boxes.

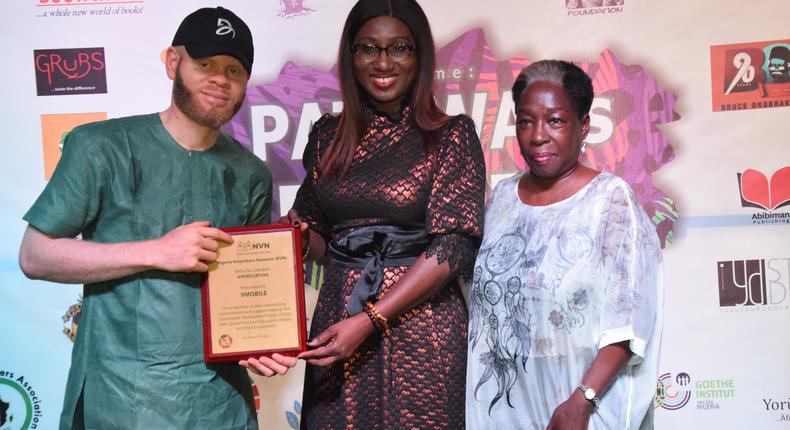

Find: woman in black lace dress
[289,0,485,428]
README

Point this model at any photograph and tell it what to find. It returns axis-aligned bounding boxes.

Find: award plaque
[201,224,307,363]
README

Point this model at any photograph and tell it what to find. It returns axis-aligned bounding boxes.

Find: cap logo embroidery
[216,18,236,38]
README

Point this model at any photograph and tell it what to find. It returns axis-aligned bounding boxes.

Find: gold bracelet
[365,302,390,335]
[301,239,310,259]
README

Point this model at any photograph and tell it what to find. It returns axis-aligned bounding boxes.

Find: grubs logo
[33,48,106,96]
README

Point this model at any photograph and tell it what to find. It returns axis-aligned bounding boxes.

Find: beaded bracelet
[364,302,390,335]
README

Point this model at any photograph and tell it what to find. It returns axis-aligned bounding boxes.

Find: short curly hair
[511,60,594,119]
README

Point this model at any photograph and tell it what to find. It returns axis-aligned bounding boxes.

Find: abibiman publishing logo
[737,167,790,225]
[0,371,43,429]
[717,259,790,312]
[711,39,790,111]
[33,47,106,96]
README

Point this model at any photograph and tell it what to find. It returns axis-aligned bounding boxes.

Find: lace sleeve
[424,115,486,279]
[599,181,662,359]
[292,114,336,240]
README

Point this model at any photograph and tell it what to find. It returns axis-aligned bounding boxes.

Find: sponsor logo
[33,48,106,96]
[655,372,692,410]
[236,240,271,255]
[40,113,107,180]
[711,39,790,111]
[231,28,678,249]
[0,371,43,429]
[35,1,145,18]
[656,372,736,411]
[278,0,315,18]
[763,397,790,422]
[217,334,233,349]
[61,296,82,342]
[717,259,790,312]
[566,0,624,16]
[737,167,790,225]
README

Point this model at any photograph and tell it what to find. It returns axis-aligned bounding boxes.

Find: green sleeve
[23,127,105,238]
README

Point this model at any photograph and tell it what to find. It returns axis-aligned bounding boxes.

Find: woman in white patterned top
[465,60,663,430]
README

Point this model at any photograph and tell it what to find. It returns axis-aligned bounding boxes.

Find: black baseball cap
[171,7,254,74]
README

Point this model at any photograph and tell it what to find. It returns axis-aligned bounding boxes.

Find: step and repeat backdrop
[1,1,788,429]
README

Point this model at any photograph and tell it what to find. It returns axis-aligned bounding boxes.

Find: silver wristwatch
[577,383,600,408]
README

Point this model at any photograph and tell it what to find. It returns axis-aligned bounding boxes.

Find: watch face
[584,388,596,400]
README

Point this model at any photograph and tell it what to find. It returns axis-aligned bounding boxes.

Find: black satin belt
[327,225,430,316]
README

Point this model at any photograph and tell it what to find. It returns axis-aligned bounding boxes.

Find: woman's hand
[279,209,325,260]
[545,390,594,430]
[297,313,376,367]
[240,353,298,377]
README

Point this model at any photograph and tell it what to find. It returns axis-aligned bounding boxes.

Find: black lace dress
[293,106,485,429]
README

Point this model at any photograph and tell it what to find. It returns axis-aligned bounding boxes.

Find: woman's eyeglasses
[352,43,415,63]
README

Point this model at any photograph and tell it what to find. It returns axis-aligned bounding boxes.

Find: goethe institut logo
[737,167,790,225]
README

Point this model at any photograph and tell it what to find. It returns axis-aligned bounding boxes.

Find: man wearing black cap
[19,7,292,429]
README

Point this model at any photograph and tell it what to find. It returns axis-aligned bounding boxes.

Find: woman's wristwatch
[577,383,601,409]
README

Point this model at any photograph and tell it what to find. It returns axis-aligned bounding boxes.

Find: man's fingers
[257,356,290,375]
[193,262,209,273]
[271,353,298,367]
[240,358,274,377]
[200,227,233,244]
[201,238,219,252]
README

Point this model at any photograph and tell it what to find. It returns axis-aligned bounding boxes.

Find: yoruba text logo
[763,397,790,422]
[655,372,692,410]
[737,167,790,225]
[717,259,790,311]
[0,371,43,429]
[711,39,790,111]
[33,48,106,96]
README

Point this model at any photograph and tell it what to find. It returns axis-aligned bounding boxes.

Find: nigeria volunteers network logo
[0,371,42,430]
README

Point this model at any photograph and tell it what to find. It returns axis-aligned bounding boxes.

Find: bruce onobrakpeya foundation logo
[711,39,790,111]
[33,47,106,96]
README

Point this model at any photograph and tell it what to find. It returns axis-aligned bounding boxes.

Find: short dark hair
[511,60,594,119]
[322,0,450,178]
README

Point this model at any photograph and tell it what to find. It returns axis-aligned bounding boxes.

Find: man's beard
[173,64,245,129]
